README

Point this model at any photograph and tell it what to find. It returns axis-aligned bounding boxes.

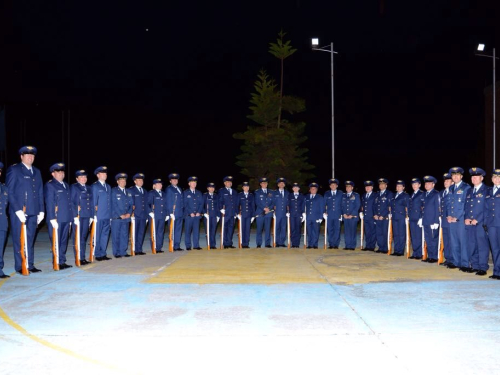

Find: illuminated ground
[0,231,499,375]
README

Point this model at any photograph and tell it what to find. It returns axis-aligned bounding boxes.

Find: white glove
[339,216,343,221]
[316,219,323,224]
[237,214,242,220]
[417,218,423,227]
[323,213,328,220]
[37,212,45,225]
[165,216,169,221]
[431,223,439,230]
[251,217,255,224]
[15,210,26,223]
[273,214,276,220]
[74,217,80,226]
[388,214,392,219]
[149,212,154,218]
[217,216,220,223]
[131,216,135,222]
[220,209,226,215]
[405,217,409,225]
[301,213,306,223]
[170,213,175,220]
[359,212,364,219]
[89,217,94,225]
[286,213,290,218]
[50,219,59,229]
[204,213,209,219]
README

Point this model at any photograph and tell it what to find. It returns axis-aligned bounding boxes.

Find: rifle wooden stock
[206,213,210,250]
[387,216,393,256]
[406,218,411,259]
[130,211,135,256]
[422,226,428,260]
[19,219,29,276]
[89,219,96,262]
[360,216,364,250]
[272,214,276,248]
[324,214,328,250]
[151,205,157,254]
[287,214,291,249]
[220,205,225,249]
[52,206,60,271]
[238,213,242,249]
[437,217,444,264]
[74,210,81,267]
[303,215,307,249]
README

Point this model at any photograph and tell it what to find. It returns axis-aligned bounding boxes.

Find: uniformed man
[287,183,305,248]
[166,173,184,251]
[408,178,424,259]
[341,181,361,250]
[111,173,133,258]
[485,169,500,280]
[0,162,10,278]
[183,176,203,250]
[465,168,489,275]
[374,178,394,253]
[71,170,94,265]
[360,181,376,251]
[254,177,274,248]
[237,182,255,248]
[272,177,289,247]
[202,182,219,248]
[304,182,324,249]
[445,167,471,271]
[91,166,112,261]
[324,178,343,249]
[439,174,453,266]
[420,176,440,263]
[148,178,168,253]
[44,163,74,269]
[130,173,148,255]
[218,176,238,249]
[6,146,45,274]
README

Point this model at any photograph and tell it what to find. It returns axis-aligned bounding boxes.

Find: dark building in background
[484,82,500,173]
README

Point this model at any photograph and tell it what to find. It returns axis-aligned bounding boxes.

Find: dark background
[1,0,499,192]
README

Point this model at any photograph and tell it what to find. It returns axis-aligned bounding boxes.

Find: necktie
[61,182,66,189]
[29,168,33,175]
[245,193,248,198]
[281,191,284,198]
[332,191,335,196]
[295,194,298,198]
[102,183,107,191]
[395,193,399,199]
[494,187,498,195]
[426,191,429,196]
[445,190,448,196]
[474,188,477,194]
[263,189,266,194]
[192,190,195,195]
[82,184,87,192]
[140,188,143,194]
[367,193,370,198]
[159,191,162,197]
[229,188,232,195]
[210,194,213,198]
[348,193,351,198]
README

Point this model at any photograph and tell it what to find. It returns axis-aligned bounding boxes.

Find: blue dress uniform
[0,162,9,278]
[439,174,452,265]
[324,179,343,248]
[238,183,255,247]
[485,172,500,280]
[422,176,441,262]
[129,174,148,254]
[183,177,203,250]
[71,170,94,262]
[445,167,471,268]
[341,181,361,250]
[374,179,394,253]
[166,173,184,250]
[465,168,489,274]
[254,177,274,248]
[111,174,133,257]
[361,181,376,250]
[91,166,112,259]
[218,176,239,248]
[391,181,410,255]
[409,178,424,258]
[288,184,305,248]
[272,178,290,247]
[6,146,45,273]
[45,163,74,267]
[304,184,324,248]
[148,181,168,252]
[202,184,219,248]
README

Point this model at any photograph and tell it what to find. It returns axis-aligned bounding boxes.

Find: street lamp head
[478,43,485,51]
[311,38,319,48]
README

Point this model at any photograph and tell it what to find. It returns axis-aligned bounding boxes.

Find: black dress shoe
[390,253,398,256]
[465,267,475,273]
[265,245,272,248]
[476,270,487,276]
[306,246,313,249]
[242,246,250,249]
[0,274,10,278]
[96,257,104,261]
[333,246,339,249]
[186,248,192,251]
[176,248,184,251]
[224,246,229,249]
[103,256,112,260]
[343,247,349,250]
[470,269,479,273]
[80,259,89,265]
[313,246,318,249]
[489,275,500,279]
[63,263,73,269]
[421,259,429,263]
[447,264,457,269]
[29,267,42,273]
[440,261,449,266]
[409,256,416,259]
[124,254,131,257]
[256,245,261,248]
[136,252,146,255]
[16,270,26,275]
[194,247,203,250]
[459,267,467,272]
[229,246,236,249]
[414,256,422,260]
[157,250,165,253]
[115,255,122,259]
[427,259,438,263]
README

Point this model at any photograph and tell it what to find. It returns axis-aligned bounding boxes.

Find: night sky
[1,0,499,192]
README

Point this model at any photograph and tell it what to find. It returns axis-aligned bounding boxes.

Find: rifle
[206,202,210,250]
[130,205,135,256]
[89,190,100,263]
[387,212,393,256]
[52,204,60,271]
[74,203,81,266]
[238,211,242,249]
[151,203,157,254]
[272,212,276,248]
[324,210,328,250]
[19,192,29,275]
[287,209,291,249]
[360,213,365,250]
[169,191,177,252]
[437,217,444,264]
[303,213,307,249]
[405,208,411,259]
[220,204,225,249]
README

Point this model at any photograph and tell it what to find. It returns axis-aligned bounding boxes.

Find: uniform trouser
[94,218,111,258]
[73,217,90,260]
[442,225,453,264]
[256,214,272,246]
[10,215,37,271]
[409,221,423,257]
[111,219,129,256]
[290,217,302,247]
[364,218,377,249]
[0,230,7,275]
[134,217,147,252]
[152,217,166,251]
[486,226,500,276]
[47,221,71,264]
[327,215,341,247]
[424,225,439,259]
[171,217,183,248]
[222,215,235,246]
[240,216,251,246]
[393,219,406,254]
[467,224,489,271]
[344,218,358,249]
[204,215,218,248]
[275,215,287,246]
[184,216,201,249]
[375,218,389,251]
[450,221,468,267]
[306,219,320,247]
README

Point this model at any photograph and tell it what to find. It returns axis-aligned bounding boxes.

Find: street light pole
[312,39,338,178]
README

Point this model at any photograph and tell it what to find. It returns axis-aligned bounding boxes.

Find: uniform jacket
[44,179,74,222]
[341,192,361,217]
[148,190,168,218]
[71,183,94,218]
[183,189,203,217]
[166,185,184,218]
[6,163,44,216]
[254,188,274,216]
[409,190,423,222]
[304,194,325,221]
[92,181,112,220]
[373,190,394,218]
[272,189,290,217]
[218,187,239,216]
[485,186,500,227]
[111,187,133,222]
[325,189,344,218]
[445,181,471,220]
[0,183,9,230]
[422,189,440,226]
[130,186,149,219]
[440,189,450,227]
[238,192,255,218]
[391,191,410,221]
[361,192,376,217]
[202,192,219,217]
[465,184,488,224]
[288,193,305,218]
